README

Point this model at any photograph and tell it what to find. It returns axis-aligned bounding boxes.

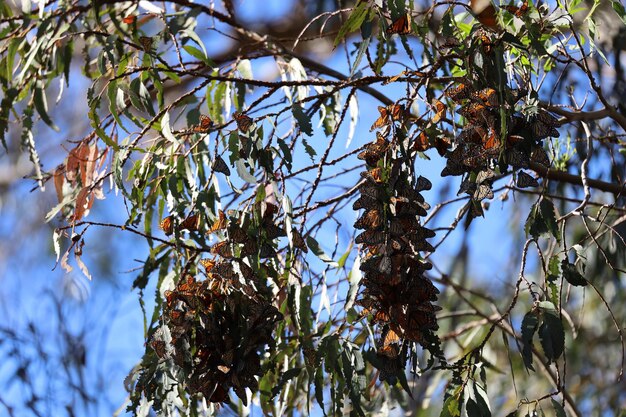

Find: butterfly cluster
[438,70,557,212]
[157,273,282,404]
[159,213,201,235]
[356,110,441,382]
[147,202,289,404]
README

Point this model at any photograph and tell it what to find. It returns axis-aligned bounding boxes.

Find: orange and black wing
[386,13,412,35]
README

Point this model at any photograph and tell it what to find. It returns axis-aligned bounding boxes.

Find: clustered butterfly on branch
[387,20,560,223]
[132,202,301,407]
[354,98,443,384]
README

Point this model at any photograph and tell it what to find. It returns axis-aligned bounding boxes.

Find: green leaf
[107,81,126,130]
[547,255,560,280]
[611,0,626,24]
[334,2,369,47]
[466,382,491,417]
[524,202,543,239]
[561,260,587,286]
[538,304,565,362]
[552,399,567,417]
[344,257,362,311]
[270,368,302,398]
[306,236,339,267]
[183,45,213,66]
[525,198,558,240]
[539,198,559,239]
[314,365,327,416]
[302,137,317,161]
[179,29,214,66]
[466,399,490,417]
[521,311,538,371]
[351,29,372,77]
[292,103,313,136]
[441,395,461,417]
[33,84,59,131]
[235,159,257,183]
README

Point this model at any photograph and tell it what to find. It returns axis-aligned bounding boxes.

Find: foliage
[1,0,626,416]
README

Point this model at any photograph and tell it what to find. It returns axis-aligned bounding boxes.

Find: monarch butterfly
[360,255,383,273]
[200,258,216,271]
[261,201,280,221]
[386,13,412,35]
[444,82,473,102]
[483,127,500,150]
[531,121,559,139]
[531,111,560,139]
[469,0,499,30]
[228,225,248,244]
[150,339,167,358]
[411,225,436,240]
[209,210,228,233]
[407,307,439,330]
[233,111,253,133]
[506,134,525,147]
[505,148,529,168]
[122,15,136,24]
[180,214,200,231]
[139,36,153,52]
[354,208,384,230]
[415,176,432,192]
[160,215,174,235]
[473,184,494,201]
[361,167,384,183]
[413,131,430,152]
[192,114,214,133]
[355,229,387,245]
[235,260,255,281]
[472,88,499,108]
[169,309,185,325]
[516,170,539,188]
[211,261,236,280]
[211,241,233,258]
[264,223,286,239]
[370,104,405,131]
[395,183,425,203]
[303,347,318,367]
[359,183,386,200]
[509,88,527,104]
[379,326,401,358]
[358,133,391,165]
[458,102,491,124]
[441,37,461,48]
[240,239,259,257]
[377,354,402,384]
[353,194,382,211]
[390,197,427,217]
[430,99,446,123]
[501,0,529,17]
[476,29,495,53]
[259,243,276,259]
[475,169,496,184]
[176,274,197,295]
[530,146,550,166]
[291,228,308,253]
[458,125,484,144]
[212,155,231,176]
[435,135,452,156]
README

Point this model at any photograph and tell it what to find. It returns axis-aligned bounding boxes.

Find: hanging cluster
[437,30,556,214]
[148,203,285,405]
[355,109,441,382]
